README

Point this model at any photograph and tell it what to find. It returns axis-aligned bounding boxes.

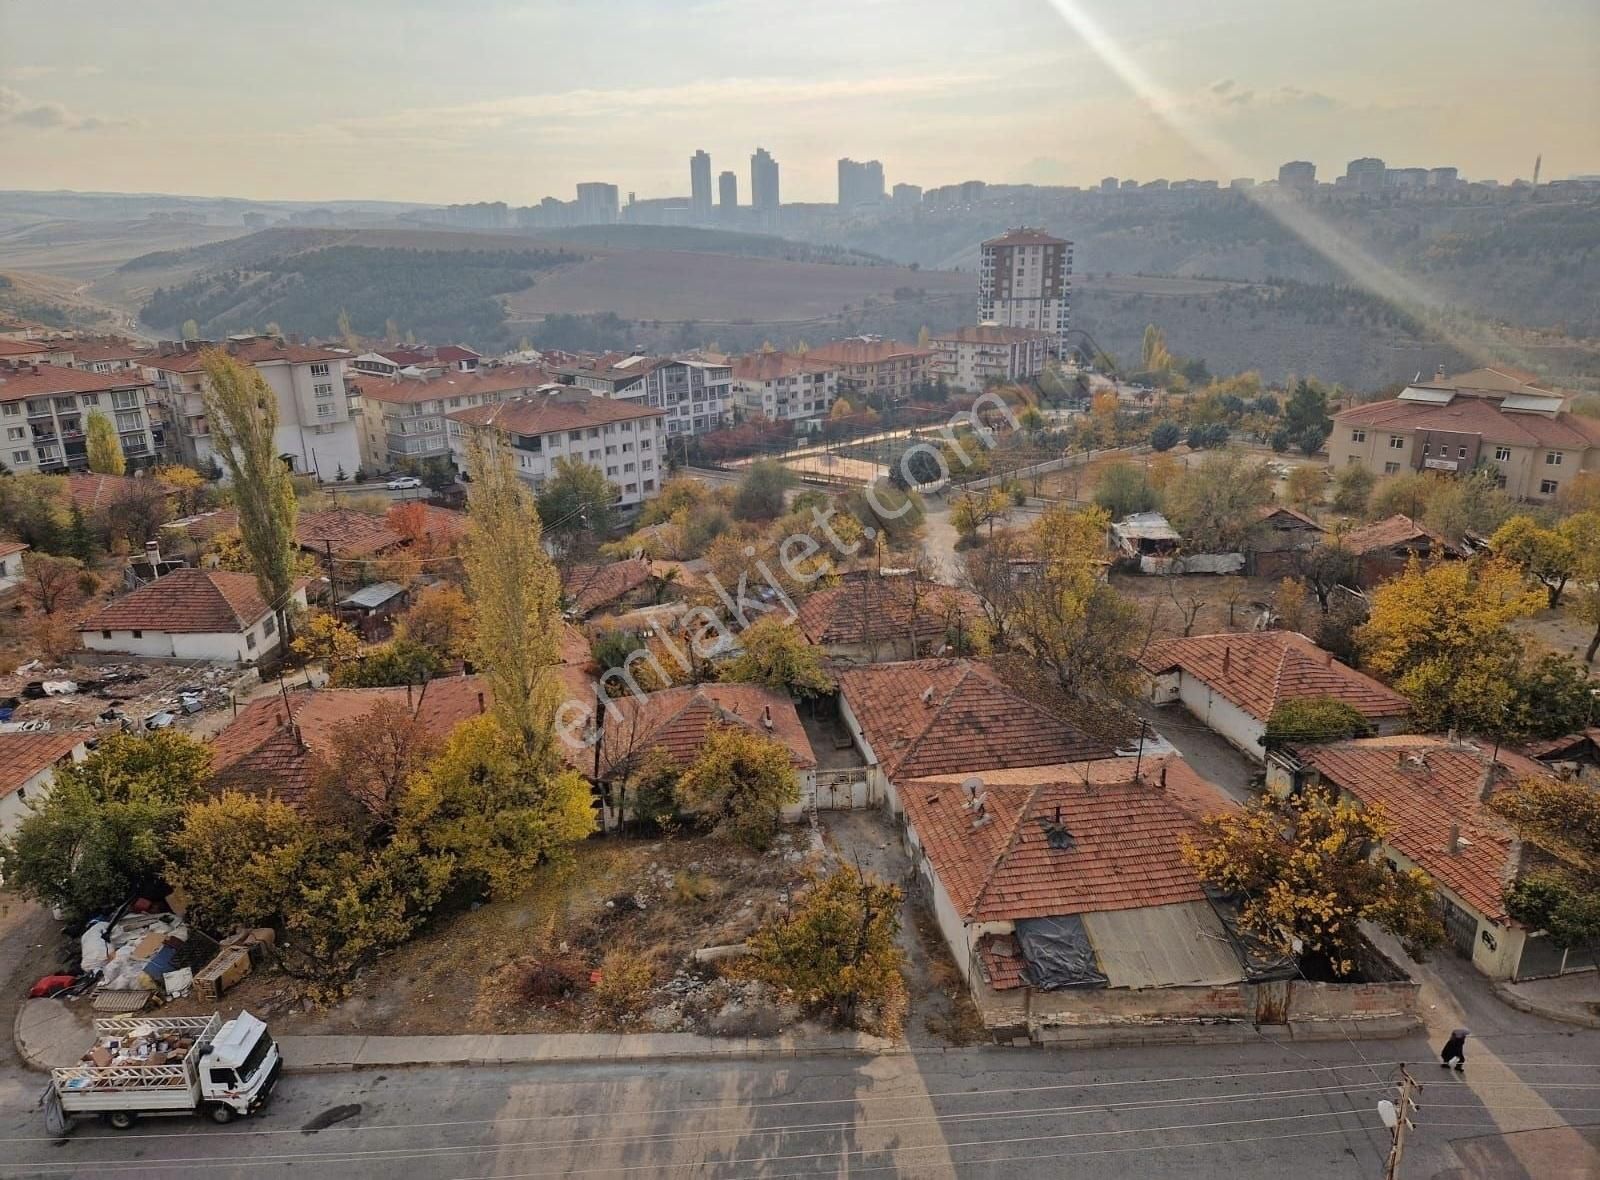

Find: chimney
[477,691,486,714]
[762,704,773,730]
[1222,646,1231,674]
[1447,822,1461,854]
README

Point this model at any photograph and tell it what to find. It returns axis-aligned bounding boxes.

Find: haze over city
[3,0,1596,203]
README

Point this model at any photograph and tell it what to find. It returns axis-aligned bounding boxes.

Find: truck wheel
[208,1104,236,1125]
[106,1111,136,1131]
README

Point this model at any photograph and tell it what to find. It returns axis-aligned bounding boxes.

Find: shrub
[591,947,656,1023]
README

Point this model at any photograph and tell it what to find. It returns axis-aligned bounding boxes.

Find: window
[6,427,23,440]
[246,632,257,650]
[263,616,276,635]
[101,630,111,639]
[1384,462,1401,475]
[1350,429,1365,443]
[569,430,582,442]
[314,383,334,399]
[1494,446,1512,462]
[1458,446,1468,459]
[1546,451,1564,466]
[1541,479,1559,495]
[209,1068,237,1088]
[317,403,335,419]
[1388,435,1405,450]
[132,630,142,639]
[12,450,29,464]
[1,404,16,416]
[81,393,99,406]
[310,363,331,377]
[1421,443,1429,456]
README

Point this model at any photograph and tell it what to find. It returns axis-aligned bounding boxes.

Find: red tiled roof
[795,574,982,649]
[803,340,932,367]
[838,658,1118,781]
[80,569,292,634]
[600,683,815,776]
[139,341,346,373]
[562,558,654,616]
[1139,631,1409,724]
[0,340,51,358]
[1340,514,1445,556]
[293,509,406,559]
[0,540,30,560]
[358,364,553,406]
[931,325,1054,345]
[0,731,85,799]
[63,473,172,513]
[730,352,837,382]
[210,675,490,808]
[1293,737,1537,922]
[1335,394,1600,451]
[1255,505,1324,531]
[982,228,1068,247]
[0,362,151,402]
[60,340,151,364]
[901,758,1223,922]
[448,391,663,435]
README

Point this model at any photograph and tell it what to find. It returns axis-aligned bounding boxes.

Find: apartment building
[446,388,666,509]
[351,344,481,380]
[139,337,360,480]
[59,338,150,374]
[357,364,555,471]
[559,354,653,400]
[1329,367,1600,502]
[731,352,838,423]
[928,325,1052,389]
[978,228,1072,354]
[0,362,159,473]
[804,339,932,405]
[632,357,733,436]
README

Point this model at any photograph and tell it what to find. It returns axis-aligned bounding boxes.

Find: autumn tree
[1285,465,1326,510]
[303,701,443,841]
[0,731,211,922]
[1163,451,1274,553]
[1489,777,1600,961]
[1564,511,1600,662]
[1331,464,1375,515]
[720,616,835,697]
[168,793,313,932]
[1356,557,1542,731]
[1368,471,1434,521]
[290,611,361,670]
[106,481,171,547]
[1295,543,1358,613]
[20,551,84,615]
[537,456,617,560]
[673,726,799,850]
[950,487,1010,541]
[463,432,564,767]
[1093,460,1159,519]
[1491,515,1575,608]
[85,410,126,475]
[201,349,299,640]
[960,529,1027,649]
[1184,785,1442,979]
[0,473,69,551]
[154,464,209,516]
[396,583,475,660]
[731,459,797,522]
[739,865,908,1034]
[1423,469,1514,544]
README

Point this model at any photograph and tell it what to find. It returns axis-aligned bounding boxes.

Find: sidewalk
[1493,970,1600,1029]
[13,997,898,1076]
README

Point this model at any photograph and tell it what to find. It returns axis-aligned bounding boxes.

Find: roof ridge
[968,779,1048,921]
[889,663,971,776]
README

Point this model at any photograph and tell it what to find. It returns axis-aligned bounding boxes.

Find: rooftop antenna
[1533,154,1542,187]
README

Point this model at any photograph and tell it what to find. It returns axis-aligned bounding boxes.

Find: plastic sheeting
[1016,915,1109,990]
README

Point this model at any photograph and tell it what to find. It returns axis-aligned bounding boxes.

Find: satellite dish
[1377,1099,1397,1129]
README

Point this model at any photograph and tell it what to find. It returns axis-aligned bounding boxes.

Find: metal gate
[1439,897,1477,958]
[813,769,869,811]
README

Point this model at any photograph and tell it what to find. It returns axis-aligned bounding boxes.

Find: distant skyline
[2,0,1595,205]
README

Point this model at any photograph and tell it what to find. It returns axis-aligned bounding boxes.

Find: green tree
[673,726,799,850]
[1164,451,1275,553]
[1331,464,1375,515]
[0,473,69,551]
[168,793,313,932]
[738,865,908,1034]
[1093,460,1160,519]
[331,637,444,688]
[1423,469,1514,544]
[1264,696,1374,749]
[1183,784,1443,979]
[720,616,835,697]
[64,500,96,562]
[1149,421,1182,452]
[1491,515,1576,608]
[201,350,299,641]
[731,459,797,522]
[1489,777,1600,961]
[1282,379,1332,449]
[0,731,211,922]
[85,410,126,476]
[536,456,617,558]
[463,432,565,767]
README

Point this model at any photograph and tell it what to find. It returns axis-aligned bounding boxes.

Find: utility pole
[1382,1066,1420,1180]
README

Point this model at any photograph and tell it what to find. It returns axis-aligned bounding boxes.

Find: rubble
[0,660,256,736]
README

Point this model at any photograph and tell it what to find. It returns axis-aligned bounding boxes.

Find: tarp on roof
[1015,915,1108,990]
[1081,901,1247,989]
[1204,889,1299,982]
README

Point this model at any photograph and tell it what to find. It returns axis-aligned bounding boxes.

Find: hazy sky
[2,0,1596,204]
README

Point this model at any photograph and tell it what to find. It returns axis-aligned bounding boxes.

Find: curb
[280,1039,911,1076]
[1490,982,1600,1030]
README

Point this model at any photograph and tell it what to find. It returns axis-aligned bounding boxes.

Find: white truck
[46,1012,281,1132]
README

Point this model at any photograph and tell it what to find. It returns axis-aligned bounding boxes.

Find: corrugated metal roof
[339,581,406,610]
[1081,901,1245,989]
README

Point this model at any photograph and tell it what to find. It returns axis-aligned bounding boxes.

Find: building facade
[750,147,780,212]
[837,158,885,207]
[447,388,667,508]
[633,357,732,436]
[689,150,713,221]
[574,182,619,224]
[730,352,838,423]
[804,339,932,404]
[357,364,555,471]
[140,338,360,480]
[978,228,1072,354]
[928,325,1052,389]
[0,362,159,474]
[718,170,738,218]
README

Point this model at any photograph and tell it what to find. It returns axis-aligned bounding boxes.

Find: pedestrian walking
[1440,1028,1469,1070]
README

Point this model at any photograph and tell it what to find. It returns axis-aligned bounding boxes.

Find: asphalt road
[3,1029,1594,1179]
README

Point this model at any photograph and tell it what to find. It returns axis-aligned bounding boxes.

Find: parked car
[386,476,423,490]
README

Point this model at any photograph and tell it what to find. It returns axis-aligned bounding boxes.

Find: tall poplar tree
[85,410,126,475]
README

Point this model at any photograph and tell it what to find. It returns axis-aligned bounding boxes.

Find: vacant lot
[1113,571,1284,640]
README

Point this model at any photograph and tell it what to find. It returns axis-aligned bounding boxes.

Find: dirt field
[1111,571,1284,640]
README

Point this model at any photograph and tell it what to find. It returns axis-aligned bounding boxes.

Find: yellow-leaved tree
[85,410,126,475]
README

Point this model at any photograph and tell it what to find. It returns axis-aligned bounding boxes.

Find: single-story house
[79,569,308,663]
[596,682,816,824]
[1112,511,1244,575]
[165,508,406,564]
[1139,631,1411,761]
[0,730,89,842]
[1340,514,1453,588]
[795,571,984,662]
[0,540,27,593]
[562,558,657,619]
[1266,736,1582,981]
[836,658,1120,809]
[209,674,491,809]
[1521,729,1600,787]
[337,581,408,636]
[61,472,179,516]
[1247,505,1325,580]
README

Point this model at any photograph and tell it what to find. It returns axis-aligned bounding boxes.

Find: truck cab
[198,1012,281,1120]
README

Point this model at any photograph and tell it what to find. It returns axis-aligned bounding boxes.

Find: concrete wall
[1177,672,1268,761]
[0,744,86,843]
[82,594,302,665]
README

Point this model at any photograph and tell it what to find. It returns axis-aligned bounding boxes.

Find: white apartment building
[447,388,667,509]
[978,228,1073,355]
[357,364,556,472]
[633,357,732,436]
[928,325,1053,390]
[0,362,160,473]
[731,352,838,423]
[139,337,361,480]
